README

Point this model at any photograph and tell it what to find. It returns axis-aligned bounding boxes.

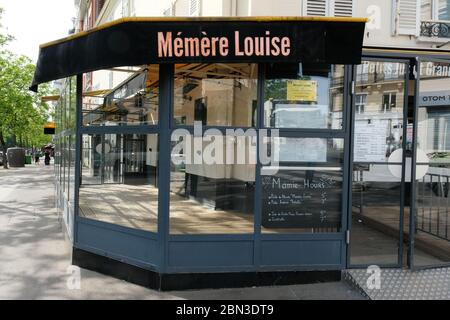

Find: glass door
[349,59,410,267]
[123,134,146,185]
[410,58,450,269]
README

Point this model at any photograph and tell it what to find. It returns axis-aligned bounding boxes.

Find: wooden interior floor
[79,184,159,232]
[79,184,330,234]
[354,206,450,262]
[79,184,256,234]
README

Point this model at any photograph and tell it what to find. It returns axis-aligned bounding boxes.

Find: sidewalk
[0,165,364,300]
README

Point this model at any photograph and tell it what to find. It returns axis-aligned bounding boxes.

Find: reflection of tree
[265,80,287,100]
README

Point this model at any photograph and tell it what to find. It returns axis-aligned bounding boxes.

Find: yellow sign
[44,122,56,129]
[287,80,317,102]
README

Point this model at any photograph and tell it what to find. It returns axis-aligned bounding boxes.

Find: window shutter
[306,0,327,16]
[189,0,201,17]
[163,6,174,17]
[397,0,420,35]
[333,0,353,17]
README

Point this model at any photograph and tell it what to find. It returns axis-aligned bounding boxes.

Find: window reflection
[169,133,256,234]
[264,63,344,129]
[79,134,159,232]
[350,164,402,265]
[174,63,258,127]
[350,60,407,266]
[354,61,406,163]
[82,65,159,126]
[414,60,450,266]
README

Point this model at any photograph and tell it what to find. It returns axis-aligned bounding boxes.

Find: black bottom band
[73,248,341,291]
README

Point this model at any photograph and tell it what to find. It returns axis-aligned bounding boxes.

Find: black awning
[31,17,367,91]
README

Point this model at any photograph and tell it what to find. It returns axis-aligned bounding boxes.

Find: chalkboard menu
[262,170,341,229]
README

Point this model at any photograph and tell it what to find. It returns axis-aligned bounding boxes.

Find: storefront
[348,51,450,270]
[31,17,450,290]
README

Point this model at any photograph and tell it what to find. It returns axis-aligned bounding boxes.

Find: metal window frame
[69,60,366,273]
[346,56,411,269]
[163,62,352,272]
[409,56,450,271]
[64,48,450,274]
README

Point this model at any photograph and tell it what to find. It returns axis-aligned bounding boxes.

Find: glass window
[261,138,344,234]
[413,60,450,266]
[355,94,366,114]
[438,0,450,20]
[382,93,396,112]
[79,133,159,232]
[264,63,344,129]
[354,61,406,163]
[55,137,59,182]
[69,135,76,210]
[69,77,77,130]
[82,65,159,126]
[169,133,256,234]
[350,60,408,266]
[173,63,258,127]
[350,163,402,265]
[62,135,66,194]
[65,135,70,200]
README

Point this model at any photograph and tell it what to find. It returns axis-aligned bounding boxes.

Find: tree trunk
[0,130,8,169]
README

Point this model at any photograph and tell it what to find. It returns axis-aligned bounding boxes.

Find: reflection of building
[355,61,407,158]
[39,1,450,290]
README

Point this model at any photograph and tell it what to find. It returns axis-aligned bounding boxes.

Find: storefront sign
[359,61,406,78]
[262,171,341,228]
[420,62,450,78]
[419,91,450,107]
[31,18,366,90]
[158,31,291,58]
[286,80,317,101]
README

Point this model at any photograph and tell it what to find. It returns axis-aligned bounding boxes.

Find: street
[0,164,364,300]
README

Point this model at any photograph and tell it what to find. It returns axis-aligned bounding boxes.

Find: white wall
[249,0,301,16]
[202,0,226,16]
[133,0,167,16]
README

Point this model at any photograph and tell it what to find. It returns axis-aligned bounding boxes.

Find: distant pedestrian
[44,150,51,166]
[35,151,40,165]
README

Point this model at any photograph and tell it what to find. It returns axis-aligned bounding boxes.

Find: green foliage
[265,79,288,100]
[0,7,53,156]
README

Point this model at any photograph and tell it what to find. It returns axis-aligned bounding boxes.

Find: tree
[0,8,53,168]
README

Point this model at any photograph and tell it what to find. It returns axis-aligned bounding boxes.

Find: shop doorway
[123,134,147,185]
[348,58,410,268]
[409,58,450,269]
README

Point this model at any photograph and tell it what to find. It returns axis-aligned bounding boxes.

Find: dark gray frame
[165,63,352,273]
[65,62,355,274]
[347,56,411,269]
[409,56,450,270]
[51,49,450,274]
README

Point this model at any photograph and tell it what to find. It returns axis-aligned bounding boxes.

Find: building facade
[75,1,450,49]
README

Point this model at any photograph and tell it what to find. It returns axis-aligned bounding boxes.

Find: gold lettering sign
[287,80,317,102]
